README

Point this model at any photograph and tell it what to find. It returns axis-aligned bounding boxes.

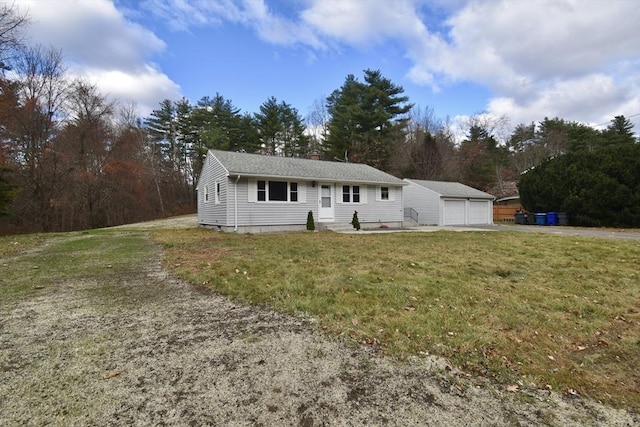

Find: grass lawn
[152,228,640,409]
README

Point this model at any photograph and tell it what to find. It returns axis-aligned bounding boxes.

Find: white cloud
[138,0,244,31]
[15,0,179,116]
[301,0,427,47]
[297,0,640,130]
[19,0,165,71]
[17,0,639,129]
[80,65,182,117]
[426,0,640,87]
[139,0,324,49]
[406,0,640,131]
[242,0,324,49]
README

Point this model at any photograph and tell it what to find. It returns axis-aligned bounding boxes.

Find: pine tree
[255,97,308,157]
[326,69,412,170]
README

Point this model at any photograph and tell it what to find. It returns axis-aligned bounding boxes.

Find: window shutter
[360,185,367,204]
[299,182,306,203]
[248,179,256,203]
[389,186,395,201]
[336,185,343,204]
[375,186,381,201]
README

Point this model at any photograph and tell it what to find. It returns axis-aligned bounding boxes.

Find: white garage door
[443,200,466,225]
[468,200,490,225]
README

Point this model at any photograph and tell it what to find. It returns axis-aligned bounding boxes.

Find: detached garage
[403,179,495,226]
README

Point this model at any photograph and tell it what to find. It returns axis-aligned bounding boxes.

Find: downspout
[234,175,241,232]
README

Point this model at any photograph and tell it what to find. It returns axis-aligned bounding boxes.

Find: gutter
[234,175,240,232]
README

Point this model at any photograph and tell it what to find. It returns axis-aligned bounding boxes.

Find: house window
[269,181,288,201]
[342,185,361,203]
[204,185,209,203]
[257,181,266,201]
[214,181,221,204]
[256,180,300,202]
[380,187,389,200]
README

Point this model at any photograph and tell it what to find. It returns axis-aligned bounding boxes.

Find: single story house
[197,150,405,232]
[403,179,495,226]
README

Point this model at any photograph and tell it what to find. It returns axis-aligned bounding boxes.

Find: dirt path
[0,227,637,426]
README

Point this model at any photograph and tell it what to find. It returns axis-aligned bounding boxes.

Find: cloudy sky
[14,0,640,135]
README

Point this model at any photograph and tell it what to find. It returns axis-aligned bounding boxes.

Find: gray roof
[405,179,495,199]
[210,150,404,185]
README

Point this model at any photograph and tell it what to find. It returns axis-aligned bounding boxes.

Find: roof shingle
[211,150,404,185]
[405,179,494,199]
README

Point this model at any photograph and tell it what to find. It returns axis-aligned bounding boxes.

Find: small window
[342,185,350,203]
[204,185,209,203]
[353,186,360,203]
[381,187,389,200]
[215,181,221,204]
[269,181,288,201]
[290,182,298,202]
[257,181,266,201]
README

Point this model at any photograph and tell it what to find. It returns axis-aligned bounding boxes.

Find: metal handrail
[404,207,418,223]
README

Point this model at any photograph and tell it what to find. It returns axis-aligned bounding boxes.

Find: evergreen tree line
[0,4,637,233]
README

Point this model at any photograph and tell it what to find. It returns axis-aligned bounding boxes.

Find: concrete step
[403,218,419,227]
[319,222,356,232]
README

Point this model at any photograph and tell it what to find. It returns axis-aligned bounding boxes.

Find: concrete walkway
[346,223,640,240]
[118,215,640,240]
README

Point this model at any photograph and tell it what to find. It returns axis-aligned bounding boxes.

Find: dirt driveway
[0,220,637,426]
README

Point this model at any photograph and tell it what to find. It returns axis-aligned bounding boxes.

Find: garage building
[403,179,495,226]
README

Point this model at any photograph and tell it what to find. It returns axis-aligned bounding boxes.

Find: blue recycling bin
[535,213,547,225]
[547,212,558,226]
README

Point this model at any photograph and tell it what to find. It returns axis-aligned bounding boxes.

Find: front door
[318,184,334,222]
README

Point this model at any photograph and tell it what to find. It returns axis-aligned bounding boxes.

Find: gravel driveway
[0,219,637,426]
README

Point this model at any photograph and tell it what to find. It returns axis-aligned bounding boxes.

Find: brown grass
[152,228,640,410]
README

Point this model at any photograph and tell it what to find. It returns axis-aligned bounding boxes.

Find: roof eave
[226,171,404,185]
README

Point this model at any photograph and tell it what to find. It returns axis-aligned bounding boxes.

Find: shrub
[518,144,640,227]
[351,210,360,230]
[306,210,315,231]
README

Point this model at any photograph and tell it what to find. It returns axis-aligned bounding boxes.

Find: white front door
[318,184,334,221]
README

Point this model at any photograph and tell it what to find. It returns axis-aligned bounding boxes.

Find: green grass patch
[0,229,157,306]
[0,233,51,259]
[153,229,640,409]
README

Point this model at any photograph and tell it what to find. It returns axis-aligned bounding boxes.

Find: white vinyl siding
[236,180,316,226]
[376,186,395,201]
[334,185,402,224]
[403,182,440,225]
[197,152,229,226]
[404,179,493,226]
[197,150,405,230]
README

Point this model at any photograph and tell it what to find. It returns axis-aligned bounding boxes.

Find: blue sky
[15,0,640,137]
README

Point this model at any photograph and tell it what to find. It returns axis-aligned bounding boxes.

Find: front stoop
[319,222,357,232]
